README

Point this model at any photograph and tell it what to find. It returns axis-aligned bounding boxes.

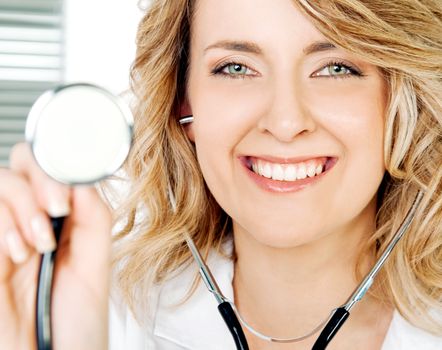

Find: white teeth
[297,163,307,180]
[306,163,316,178]
[272,164,284,180]
[250,158,326,182]
[262,163,272,179]
[284,165,297,181]
[256,161,264,175]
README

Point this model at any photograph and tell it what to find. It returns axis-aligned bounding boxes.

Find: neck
[231,201,392,347]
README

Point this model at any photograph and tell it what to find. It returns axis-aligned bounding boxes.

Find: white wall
[64,0,144,94]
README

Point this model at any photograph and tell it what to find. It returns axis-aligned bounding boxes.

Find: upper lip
[243,155,333,164]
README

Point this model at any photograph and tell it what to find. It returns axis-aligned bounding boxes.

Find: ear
[180,100,195,141]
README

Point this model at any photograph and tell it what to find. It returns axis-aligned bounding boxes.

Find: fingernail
[47,196,70,218]
[31,214,56,253]
[5,230,29,264]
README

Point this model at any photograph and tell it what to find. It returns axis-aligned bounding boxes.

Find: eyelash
[313,60,363,79]
[211,60,256,79]
[210,60,364,79]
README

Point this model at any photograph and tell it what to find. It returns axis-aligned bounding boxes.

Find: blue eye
[227,64,248,75]
[313,62,362,78]
[212,62,256,78]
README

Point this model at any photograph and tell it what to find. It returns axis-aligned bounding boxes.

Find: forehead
[191,0,326,51]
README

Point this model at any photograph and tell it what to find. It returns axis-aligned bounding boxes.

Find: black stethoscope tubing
[36,216,65,350]
[188,190,424,350]
[35,189,423,350]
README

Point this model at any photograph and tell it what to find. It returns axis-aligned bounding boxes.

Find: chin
[234,219,330,249]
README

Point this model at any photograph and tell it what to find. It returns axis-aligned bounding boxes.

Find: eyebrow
[203,40,337,56]
[303,41,337,55]
[204,40,262,54]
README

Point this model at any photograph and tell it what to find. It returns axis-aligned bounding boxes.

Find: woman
[1,0,441,349]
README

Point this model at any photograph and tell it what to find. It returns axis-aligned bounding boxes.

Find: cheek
[310,80,386,190]
[194,78,266,128]
[311,79,385,149]
[190,78,265,170]
[188,78,271,214]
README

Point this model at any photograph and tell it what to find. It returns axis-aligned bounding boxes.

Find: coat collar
[153,246,237,349]
[150,242,442,350]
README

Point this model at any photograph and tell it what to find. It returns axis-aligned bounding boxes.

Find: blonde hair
[112,0,442,333]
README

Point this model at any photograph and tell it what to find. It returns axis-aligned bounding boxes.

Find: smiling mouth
[244,156,333,182]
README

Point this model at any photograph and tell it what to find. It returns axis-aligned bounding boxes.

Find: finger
[0,201,30,265]
[9,142,71,218]
[0,169,56,254]
[0,204,14,284]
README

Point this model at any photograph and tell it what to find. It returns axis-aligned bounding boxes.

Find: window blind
[0,0,64,166]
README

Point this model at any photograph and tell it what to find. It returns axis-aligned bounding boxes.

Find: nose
[257,78,316,142]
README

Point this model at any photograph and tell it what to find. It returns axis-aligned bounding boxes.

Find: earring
[179,115,194,125]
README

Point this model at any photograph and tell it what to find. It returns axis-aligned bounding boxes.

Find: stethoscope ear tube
[311,189,424,350]
[311,307,349,350]
[218,301,249,350]
[186,188,424,349]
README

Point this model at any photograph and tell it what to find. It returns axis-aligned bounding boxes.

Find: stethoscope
[179,115,425,350]
[25,93,424,350]
[26,84,134,350]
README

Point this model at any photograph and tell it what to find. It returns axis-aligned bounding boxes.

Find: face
[186,0,387,248]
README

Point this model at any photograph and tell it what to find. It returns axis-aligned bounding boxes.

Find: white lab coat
[109,246,442,349]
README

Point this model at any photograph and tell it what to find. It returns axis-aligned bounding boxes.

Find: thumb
[56,185,112,276]
[69,186,112,231]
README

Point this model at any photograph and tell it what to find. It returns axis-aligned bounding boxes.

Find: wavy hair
[111,0,442,333]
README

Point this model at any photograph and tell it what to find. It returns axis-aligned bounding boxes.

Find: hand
[0,143,112,350]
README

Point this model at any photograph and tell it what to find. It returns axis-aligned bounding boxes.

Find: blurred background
[0,0,144,166]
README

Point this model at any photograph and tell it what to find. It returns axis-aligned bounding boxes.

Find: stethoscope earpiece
[179,115,194,125]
